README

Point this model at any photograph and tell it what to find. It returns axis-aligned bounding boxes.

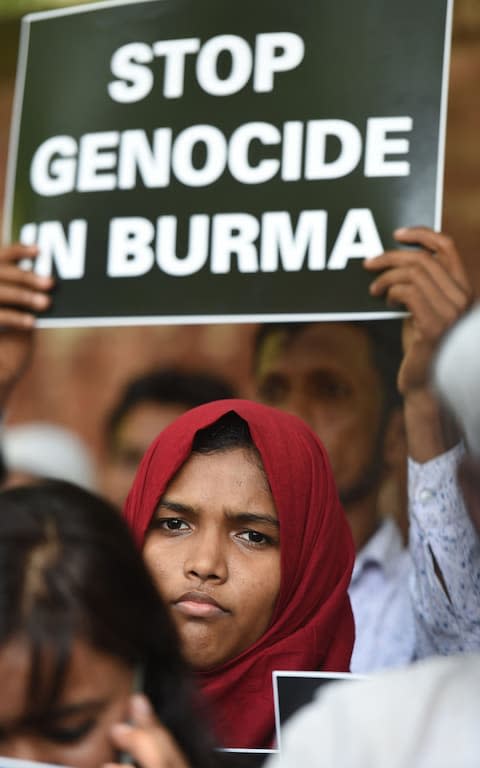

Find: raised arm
[364,226,472,462]
[0,243,54,409]
[364,227,480,655]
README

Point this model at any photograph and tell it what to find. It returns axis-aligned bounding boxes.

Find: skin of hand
[0,243,54,406]
[364,227,473,461]
[104,694,191,768]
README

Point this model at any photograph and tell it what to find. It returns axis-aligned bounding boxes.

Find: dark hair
[191,412,268,503]
[0,480,219,767]
[192,411,254,454]
[253,320,403,414]
[106,368,236,449]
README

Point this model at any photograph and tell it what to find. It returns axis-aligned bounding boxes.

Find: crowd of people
[0,222,478,768]
[265,300,480,768]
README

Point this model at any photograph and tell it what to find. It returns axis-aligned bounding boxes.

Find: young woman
[0,480,219,768]
[124,399,355,749]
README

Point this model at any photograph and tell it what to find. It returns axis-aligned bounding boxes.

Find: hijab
[124,399,355,748]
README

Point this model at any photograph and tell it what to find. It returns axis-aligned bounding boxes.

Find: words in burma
[22,33,414,279]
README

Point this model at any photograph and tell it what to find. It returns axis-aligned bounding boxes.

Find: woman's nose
[185,529,228,583]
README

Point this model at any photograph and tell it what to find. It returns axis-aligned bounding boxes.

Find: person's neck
[345,493,380,552]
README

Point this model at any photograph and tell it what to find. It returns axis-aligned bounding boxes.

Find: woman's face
[0,635,134,767]
[143,447,281,670]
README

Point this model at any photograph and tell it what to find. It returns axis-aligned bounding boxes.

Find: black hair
[192,411,254,454]
[0,480,219,768]
[106,368,236,449]
[191,412,268,500]
[253,320,403,414]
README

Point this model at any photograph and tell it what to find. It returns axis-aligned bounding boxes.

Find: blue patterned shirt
[349,444,480,673]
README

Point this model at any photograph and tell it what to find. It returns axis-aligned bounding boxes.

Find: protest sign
[4,0,453,326]
[273,671,365,750]
[218,748,276,767]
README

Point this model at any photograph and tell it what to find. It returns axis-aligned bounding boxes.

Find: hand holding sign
[0,244,54,406]
[364,226,473,461]
[364,226,472,394]
[105,694,191,768]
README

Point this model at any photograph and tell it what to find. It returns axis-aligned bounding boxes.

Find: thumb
[129,693,157,727]
[109,694,190,768]
[108,695,157,759]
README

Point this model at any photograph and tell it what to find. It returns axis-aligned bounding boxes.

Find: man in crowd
[265,302,480,768]
[101,367,234,508]
[0,228,479,673]
[254,226,480,670]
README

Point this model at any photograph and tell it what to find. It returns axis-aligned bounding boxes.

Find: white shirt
[350,444,480,674]
[265,653,480,768]
[350,518,412,672]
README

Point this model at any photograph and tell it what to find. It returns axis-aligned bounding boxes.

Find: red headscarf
[124,399,355,748]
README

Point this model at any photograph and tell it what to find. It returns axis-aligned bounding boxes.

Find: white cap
[433,303,480,456]
[3,422,97,490]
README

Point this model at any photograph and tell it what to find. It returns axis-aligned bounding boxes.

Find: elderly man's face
[255,323,388,509]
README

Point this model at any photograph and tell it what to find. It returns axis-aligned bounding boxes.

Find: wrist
[404,389,450,462]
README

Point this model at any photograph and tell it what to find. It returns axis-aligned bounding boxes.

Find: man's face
[256,323,386,507]
[101,401,187,509]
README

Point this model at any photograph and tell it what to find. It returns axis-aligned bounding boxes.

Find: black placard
[4,0,452,327]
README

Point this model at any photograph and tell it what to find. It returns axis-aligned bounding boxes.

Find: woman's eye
[43,719,95,744]
[161,518,189,531]
[147,516,191,536]
[310,371,350,400]
[238,530,270,546]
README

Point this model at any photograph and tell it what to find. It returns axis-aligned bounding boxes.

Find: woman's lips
[173,591,228,619]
